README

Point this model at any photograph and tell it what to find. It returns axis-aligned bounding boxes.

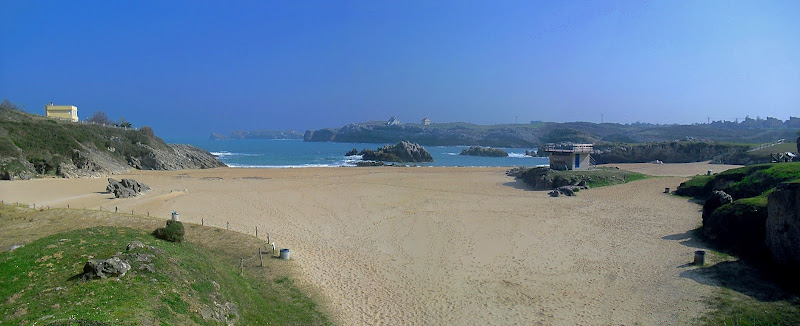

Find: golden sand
[0,162,739,325]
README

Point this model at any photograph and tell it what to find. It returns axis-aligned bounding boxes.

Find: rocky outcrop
[702,190,733,223]
[127,143,226,171]
[345,148,359,156]
[548,185,588,197]
[107,178,151,198]
[460,146,508,157]
[766,182,800,271]
[359,141,433,163]
[209,132,229,140]
[703,196,768,255]
[82,257,131,280]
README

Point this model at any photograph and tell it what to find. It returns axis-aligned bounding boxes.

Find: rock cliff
[766,182,800,272]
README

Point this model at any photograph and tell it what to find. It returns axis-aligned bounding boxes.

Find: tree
[86,111,112,125]
[0,99,23,111]
[116,116,132,128]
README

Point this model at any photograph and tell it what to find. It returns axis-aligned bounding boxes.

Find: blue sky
[1,1,798,139]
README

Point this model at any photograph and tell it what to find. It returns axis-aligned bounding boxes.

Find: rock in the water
[83,257,131,280]
[107,178,150,198]
[460,146,508,157]
[359,141,433,163]
[345,148,359,156]
[766,182,800,272]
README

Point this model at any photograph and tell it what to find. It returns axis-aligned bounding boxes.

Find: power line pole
[600,114,604,124]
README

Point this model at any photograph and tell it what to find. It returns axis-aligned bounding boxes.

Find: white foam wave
[443,152,460,156]
[210,151,262,157]
[226,163,345,168]
[507,153,530,158]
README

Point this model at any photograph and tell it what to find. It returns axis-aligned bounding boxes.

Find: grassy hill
[0,104,223,180]
[0,205,330,325]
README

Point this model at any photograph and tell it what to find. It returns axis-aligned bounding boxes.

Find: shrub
[154,220,185,243]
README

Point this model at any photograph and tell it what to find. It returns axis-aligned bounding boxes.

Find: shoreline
[1,163,741,324]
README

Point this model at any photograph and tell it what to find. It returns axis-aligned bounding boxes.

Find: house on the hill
[543,143,594,170]
[45,102,78,122]
[387,117,401,125]
[421,118,431,125]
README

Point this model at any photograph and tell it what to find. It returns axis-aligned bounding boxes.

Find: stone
[702,190,733,223]
[548,190,559,197]
[9,244,24,251]
[82,257,131,280]
[459,146,509,157]
[345,148,359,156]
[107,178,150,198]
[126,241,145,251]
[766,182,800,272]
[360,141,433,163]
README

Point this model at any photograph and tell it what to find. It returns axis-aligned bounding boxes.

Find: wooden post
[240,257,244,276]
[115,206,118,213]
[227,221,230,230]
[147,211,150,217]
[202,218,204,226]
[132,209,134,215]
[33,203,35,209]
[259,249,263,267]
[267,233,270,244]
[256,226,258,238]
[67,204,69,209]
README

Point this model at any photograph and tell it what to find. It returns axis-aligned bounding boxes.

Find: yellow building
[45,102,78,122]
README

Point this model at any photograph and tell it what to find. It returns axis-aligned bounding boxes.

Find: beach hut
[543,143,594,170]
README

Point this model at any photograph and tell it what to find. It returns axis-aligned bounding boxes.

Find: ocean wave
[211,151,262,157]
[443,152,460,156]
[226,163,346,168]
[507,153,530,158]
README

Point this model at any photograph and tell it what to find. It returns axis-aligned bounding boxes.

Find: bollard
[694,250,706,265]
[280,249,290,260]
[664,188,670,193]
[171,211,179,222]
[707,170,712,176]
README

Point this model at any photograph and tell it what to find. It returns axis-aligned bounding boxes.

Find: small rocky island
[346,141,433,163]
[460,146,508,157]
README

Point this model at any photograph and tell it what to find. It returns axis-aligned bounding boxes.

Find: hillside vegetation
[0,104,224,179]
[0,205,330,325]
[303,120,798,150]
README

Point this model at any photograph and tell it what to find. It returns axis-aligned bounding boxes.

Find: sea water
[181,139,549,168]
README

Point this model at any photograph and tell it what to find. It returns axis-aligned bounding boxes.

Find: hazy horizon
[2,1,799,139]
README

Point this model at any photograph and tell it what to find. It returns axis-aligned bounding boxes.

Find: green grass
[554,168,650,188]
[701,288,800,326]
[0,107,166,176]
[0,206,330,325]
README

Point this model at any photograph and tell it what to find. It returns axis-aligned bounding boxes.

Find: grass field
[0,205,330,325]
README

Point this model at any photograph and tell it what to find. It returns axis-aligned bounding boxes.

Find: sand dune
[0,163,739,325]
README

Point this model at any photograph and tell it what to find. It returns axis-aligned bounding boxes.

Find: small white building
[387,117,401,125]
[543,143,594,170]
[421,118,431,125]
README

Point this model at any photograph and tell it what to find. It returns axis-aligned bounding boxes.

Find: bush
[154,220,185,243]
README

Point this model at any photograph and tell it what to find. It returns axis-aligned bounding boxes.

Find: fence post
[115,206,118,213]
[259,249,264,267]
[33,203,36,209]
[256,226,258,238]
[240,257,244,276]
[227,221,230,230]
[67,204,69,209]
[267,233,270,244]
[201,218,204,226]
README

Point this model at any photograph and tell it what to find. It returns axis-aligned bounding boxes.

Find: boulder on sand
[106,178,151,198]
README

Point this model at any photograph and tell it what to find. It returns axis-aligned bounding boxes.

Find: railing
[748,139,785,152]
[543,143,594,153]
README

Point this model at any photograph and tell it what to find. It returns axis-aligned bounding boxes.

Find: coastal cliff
[303,120,798,149]
[0,106,225,180]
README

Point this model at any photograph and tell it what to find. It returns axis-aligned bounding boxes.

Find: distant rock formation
[460,146,508,157]
[345,148,359,156]
[210,129,303,140]
[358,141,433,163]
[766,182,800,272]
[107,178,151,198]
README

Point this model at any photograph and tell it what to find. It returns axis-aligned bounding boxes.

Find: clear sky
[2,1,798,139]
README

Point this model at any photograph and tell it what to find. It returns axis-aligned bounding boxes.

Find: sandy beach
[0,162,741,325]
